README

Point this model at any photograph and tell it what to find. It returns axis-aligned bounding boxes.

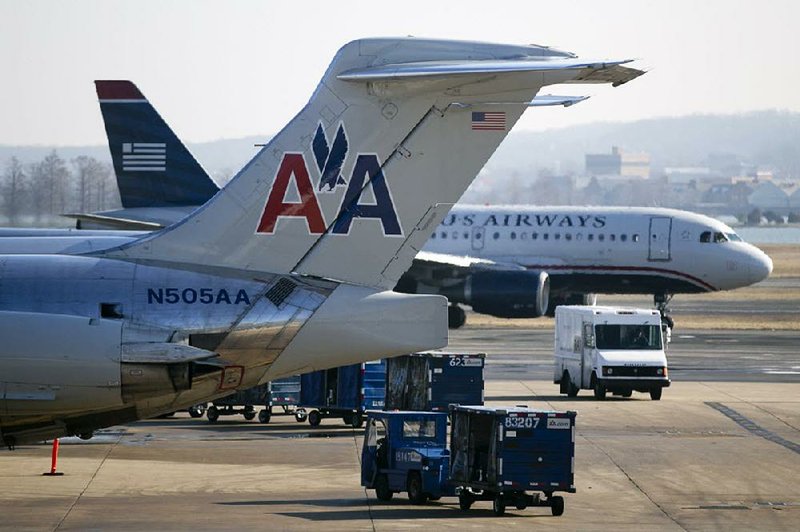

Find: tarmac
[0,326,798,531]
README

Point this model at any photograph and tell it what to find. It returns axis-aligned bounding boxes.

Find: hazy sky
[1,0,799,146]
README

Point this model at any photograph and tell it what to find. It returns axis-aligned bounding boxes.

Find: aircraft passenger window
[598,234,605,242]
[543,233,549,240]
[532,232,538,240]
[554,233,561,240]
[440,232,447,239]
[700,231,711,243]
[493,232,500,240]
[714,232,728,243]
[633,234,640,242]
[463,232,469,239]
[620,234,627,242]
[726,233,742,242]
[521,232,527,240]
[510,232,517,240]
[576,233,583,241]
[431,232,436,239]
[610,234,616,242]
[588,234,594,241]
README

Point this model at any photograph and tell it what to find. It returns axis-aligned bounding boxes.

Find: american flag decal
[122,142,166,172]
[471,111,506,131]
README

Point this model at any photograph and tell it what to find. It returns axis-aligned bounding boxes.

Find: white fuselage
[423,205,772,294]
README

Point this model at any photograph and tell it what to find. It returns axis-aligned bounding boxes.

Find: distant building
[748,181,789,212]
[585,146,650,179]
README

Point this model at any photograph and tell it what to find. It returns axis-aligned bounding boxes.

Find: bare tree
[1,157,27,225]
[31,150,70,222]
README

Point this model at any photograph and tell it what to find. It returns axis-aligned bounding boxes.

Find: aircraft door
[648,217,672,261]
[471,226,485,252]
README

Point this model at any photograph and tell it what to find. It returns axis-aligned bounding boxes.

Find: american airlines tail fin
[95,80,219,209]
[99,38,643,289]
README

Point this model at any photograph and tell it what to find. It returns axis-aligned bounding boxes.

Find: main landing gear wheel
[188,404,205,418]
[448,304,466,329]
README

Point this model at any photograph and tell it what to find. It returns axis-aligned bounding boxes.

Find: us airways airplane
[400,205,773,327]
[59,79,771,331]
[0,37,643,446]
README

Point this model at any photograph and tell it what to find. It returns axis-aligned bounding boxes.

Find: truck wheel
[458,491,473,511]
[258,409,271,424]
[342,413,353,425]
[492,494,506,516]
[650,388,663,401]
[375,474,393,501]
[188,404,205,418]
[407,472,425,504]
[207,406,219,423]
[621,389,633,398]
[551,495,565,516]
[243,410,256,421]
[565,372,579,397]
[593,379,607,400]
[350,414,364,429]
[308,410,322,427]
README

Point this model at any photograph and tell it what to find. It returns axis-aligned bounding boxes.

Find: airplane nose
[749,249,773,283]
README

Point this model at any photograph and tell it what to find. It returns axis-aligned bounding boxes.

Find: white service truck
[554,306,670,400]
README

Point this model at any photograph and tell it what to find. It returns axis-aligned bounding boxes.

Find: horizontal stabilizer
[530,94,590,107]
[63,212,162,231]
[338,58,643,86]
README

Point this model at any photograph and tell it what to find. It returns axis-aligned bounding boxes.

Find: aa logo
[256,123,401,236]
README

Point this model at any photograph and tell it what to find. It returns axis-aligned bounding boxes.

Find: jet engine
[447,270,550,318]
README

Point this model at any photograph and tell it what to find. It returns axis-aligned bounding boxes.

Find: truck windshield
[402,419,437,439]
[595,324,662,350]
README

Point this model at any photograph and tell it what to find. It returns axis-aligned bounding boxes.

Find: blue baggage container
[449,405,576,516]
[386,353,484,411]
[299,359,386,428]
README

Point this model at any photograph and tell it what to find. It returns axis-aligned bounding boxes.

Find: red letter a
[257,153,326,234]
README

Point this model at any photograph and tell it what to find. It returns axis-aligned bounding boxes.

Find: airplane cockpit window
[714,232,728,243]
[726,233,742,242]
[700,231,711,243]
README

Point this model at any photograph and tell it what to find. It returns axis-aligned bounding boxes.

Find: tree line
[1,152,120,226]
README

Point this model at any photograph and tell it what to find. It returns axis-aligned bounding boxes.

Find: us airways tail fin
[95,80,219,209]
[99,38,643,289]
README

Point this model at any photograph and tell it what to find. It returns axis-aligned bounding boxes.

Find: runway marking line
[705,402,800,455]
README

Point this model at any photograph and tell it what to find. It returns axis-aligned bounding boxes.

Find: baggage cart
[449,405,576,516]
[385,353,484,411]
[298,360,386,428]
[206,384,269,423]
